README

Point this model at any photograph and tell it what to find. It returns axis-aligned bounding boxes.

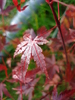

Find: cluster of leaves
[0,0,75,100]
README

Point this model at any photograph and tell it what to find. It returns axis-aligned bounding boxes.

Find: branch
[49,0,69,65]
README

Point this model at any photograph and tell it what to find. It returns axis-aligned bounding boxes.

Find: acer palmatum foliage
[0,0,6,10]
[13,78,39,100]
[12,61,40,83]
[0,83,12,100]
[0,0,75,100]
[0,0,15,15]
[0,24,20,32]
[52,87,75,100]
[14,30,49,80]
[13,0,28,11]
[0,64,7,77]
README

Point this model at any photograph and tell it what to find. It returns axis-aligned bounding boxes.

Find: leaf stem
[49,1,69,64]
[57,1,60,20]
[53,0,75,9]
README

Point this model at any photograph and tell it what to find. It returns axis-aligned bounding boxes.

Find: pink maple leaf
[14,31,49,80]
[0,83,12,100]
[13,78,39,100]
[12,62,40,83]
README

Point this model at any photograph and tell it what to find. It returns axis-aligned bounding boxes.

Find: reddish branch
[48,0,69,64]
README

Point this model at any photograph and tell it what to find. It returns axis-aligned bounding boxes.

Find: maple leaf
[23,28,36,39]
[65,8,75,28]
[65,64,75,88]
[12,62,40,83]
[0,35,8,52]
[0,64,7,77]
[52,87,75,100]
[13,78,39,100]
[0,24,20,32]
[0,0,15,16]
[12,62,28,83]
[14,31,49,79]
[41,92,50,100]
[0,83,12,100]
[46,55,59,79]
[24,26,55,39]
[45,55,60,86]
[50,24,75,51]
[0,5,15,16]
[13,0,28,11]
[37,25,57,38]
[68,44,75,54]
[0,0,6,11]
[68,29,75,41]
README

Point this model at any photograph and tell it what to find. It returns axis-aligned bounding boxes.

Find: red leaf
[65,64,75,88]
[50,24,75,51]
[66,9,75,17]
[7,79,18,83]
[0,5,15,16]
[52,88,75,100]
[0,83,12,100]
[0,64,7,77]
[1,24,20,32]
[13,0,28,11]
[73,17,75,28]
[12,62,40,83]
[45,55,60,86]
[23,28,36,39]
[14,30,49,79]
[25,67,40,78]
[46,55,59,80]
[13,78,39,100]
[37,26,57,38]
[12,62,29,83]
[0,0,6,10]
[0,35,6,52]
[45,0,50,4]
